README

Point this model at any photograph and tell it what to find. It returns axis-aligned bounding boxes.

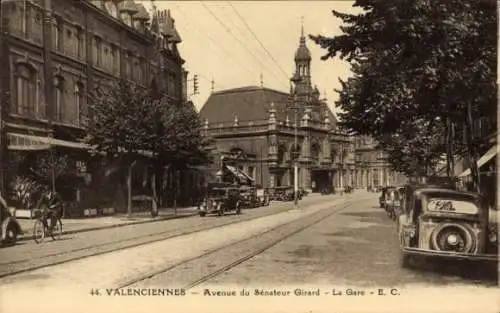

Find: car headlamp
[409,229,416,238]
[488,231,497,243]
[446,234,459,245]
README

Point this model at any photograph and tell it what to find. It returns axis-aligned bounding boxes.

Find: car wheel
[199,212,206,217]
[4,222,18,246]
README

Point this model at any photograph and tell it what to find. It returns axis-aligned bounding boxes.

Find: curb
[15,193,374,242]
[18,211,200,242]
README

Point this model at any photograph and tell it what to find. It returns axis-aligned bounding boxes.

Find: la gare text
[202,288,401,297]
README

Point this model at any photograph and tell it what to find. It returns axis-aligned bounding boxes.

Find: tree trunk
[445,117,452,178]
[174,168,178,215]
[150,170,158,218]
[450,121,455,175]
[126,161,136,218]
[464,103,480,193]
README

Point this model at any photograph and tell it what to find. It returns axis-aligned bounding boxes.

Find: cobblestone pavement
[16,207,199,239]
[1,193,496,313]
[0,193,341,276]
[0,194,355,291]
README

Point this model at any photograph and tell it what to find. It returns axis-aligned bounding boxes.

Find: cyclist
[38,190,62,232]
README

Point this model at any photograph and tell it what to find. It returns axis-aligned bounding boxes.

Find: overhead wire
[216,4,285,82]
[200,1,286,87]
[170,2,261,83]
[226,2,291,82]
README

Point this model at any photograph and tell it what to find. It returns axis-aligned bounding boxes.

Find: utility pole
[339,142,344,195]
[289,93,300,207]
[260,145,263,187]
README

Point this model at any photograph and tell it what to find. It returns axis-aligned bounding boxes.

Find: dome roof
[133,3,150,20]
[295,42,311,61]
[118,0,138,13]
[294,29,311,61]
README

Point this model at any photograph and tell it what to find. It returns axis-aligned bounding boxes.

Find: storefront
[458,145,497,207]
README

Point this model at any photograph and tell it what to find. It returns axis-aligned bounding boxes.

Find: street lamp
[339,144,344,195]
[290,93,299,207]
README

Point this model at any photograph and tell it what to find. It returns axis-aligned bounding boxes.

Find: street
[0,192,497,313]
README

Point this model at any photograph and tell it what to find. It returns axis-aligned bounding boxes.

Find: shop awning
[225,165,255,183]
[458,145,497,177]
[7,132,90,151]
[7,132,154,157]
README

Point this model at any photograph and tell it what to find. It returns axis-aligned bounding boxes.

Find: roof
[295,43,311,61]
[118,0,138,13]
[199,86,290,126]
[134,3,150,20]
[295,34,311,61]
[199,86,338,128]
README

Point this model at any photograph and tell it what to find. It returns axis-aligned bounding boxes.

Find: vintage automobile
[381,187,398,218]
[299,188,310,197]
[198,186,242,217]
[239,186,266,208]
[379,187,390,208]
[256,187,270,206]
[0,193,23,246]
[392,186,406,219]
[398,186,498,268]
[267,186,300,202]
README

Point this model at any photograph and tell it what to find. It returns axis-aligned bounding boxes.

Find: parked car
[266,186,298,201]
[299,188,310,197]
[239,186,265,208]
[0,192,23,246]
[398,186,498,268]
[393,186,406,219]
[379,187,389,208]
[198,186,242,217]
[256,187,270,206]
[380,187,397,217]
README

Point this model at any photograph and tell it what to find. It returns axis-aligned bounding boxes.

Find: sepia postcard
[0,0,498,312]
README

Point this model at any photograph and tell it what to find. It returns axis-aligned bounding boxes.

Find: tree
[377,118,445,177]
[149,98,211,210]
[86,80,211,216]
[86,80,156,216]
[153,99,211,167]
[310,0,496,191]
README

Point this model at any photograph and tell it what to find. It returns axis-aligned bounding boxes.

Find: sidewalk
[17,206,199,241]
[15,192,374,241]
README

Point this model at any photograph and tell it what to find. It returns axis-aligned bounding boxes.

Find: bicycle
[32,209,62,244]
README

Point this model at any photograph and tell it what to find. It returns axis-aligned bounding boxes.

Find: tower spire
[260,73,263,88]
[301,16,304,38]
[211,78,215,93]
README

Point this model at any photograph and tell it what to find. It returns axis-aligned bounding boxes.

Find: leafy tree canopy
[85,80,210,168]
[310,0,496,176]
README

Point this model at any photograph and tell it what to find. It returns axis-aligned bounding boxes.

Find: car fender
[1,217,22,239]
[398,215,408,246]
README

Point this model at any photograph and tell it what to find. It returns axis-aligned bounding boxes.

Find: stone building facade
[0,0,192,209]
[199,27,406,192]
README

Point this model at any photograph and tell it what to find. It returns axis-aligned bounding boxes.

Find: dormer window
[120,12,132,26]
[105,2,119,18]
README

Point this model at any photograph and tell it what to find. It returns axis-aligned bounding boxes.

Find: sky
[145,1,361,116]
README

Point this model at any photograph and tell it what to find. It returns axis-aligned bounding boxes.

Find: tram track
[118,197,373,289]
[0,196,349,279]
